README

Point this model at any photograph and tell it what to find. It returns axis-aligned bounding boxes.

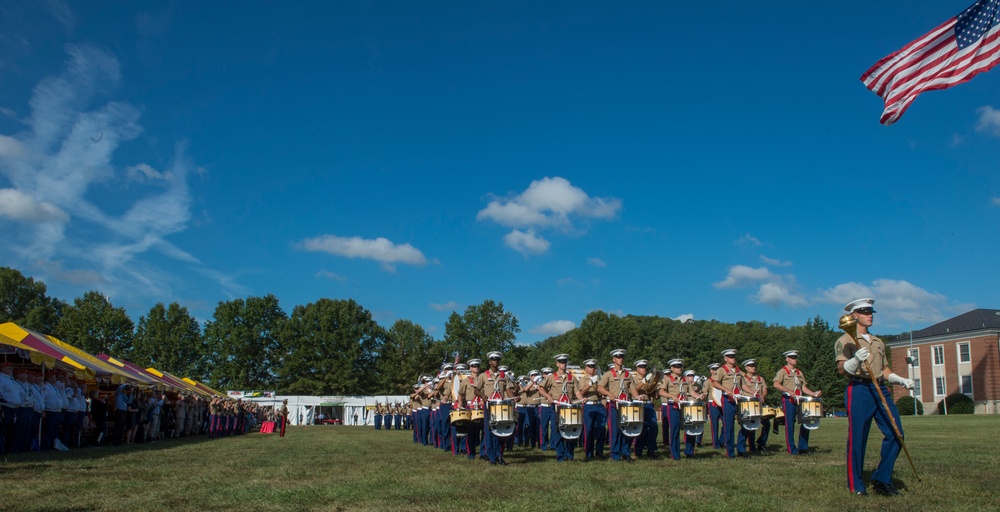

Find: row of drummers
[408,348,824,463]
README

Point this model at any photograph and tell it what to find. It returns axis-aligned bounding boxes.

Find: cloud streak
[0,44,241,310]
[298,234,428,271]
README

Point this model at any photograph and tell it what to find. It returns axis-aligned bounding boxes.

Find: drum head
[621,423,643,437]
[490,421,515,437]
[685,424,704,437]
[740,418,762,431]
[802,418,821,430]
[558,424,583,440]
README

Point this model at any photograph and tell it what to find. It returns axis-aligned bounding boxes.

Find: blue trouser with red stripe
[666,404,695,459]
[482,411,501,462]
[845,380,903,493]
[582,403,606,459]
[438,403,453,452]
[721,399,737,458]
[708,403,722,448]
[782,395,809,454]
[606,402,632,460]
[538,406,553,450]
[635,403,657,456]
[661,404,670,448]
[551,406,575,461]
[416,409,430,445]
[374,414,382,430]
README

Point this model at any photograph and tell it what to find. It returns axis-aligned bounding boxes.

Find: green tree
[0,266,65,333]
[376,319,441,394]
[133,302,205,379]
[203,295,287,391]
[443,300,520,359]
[277,298,384,395]
[57,290,134,356]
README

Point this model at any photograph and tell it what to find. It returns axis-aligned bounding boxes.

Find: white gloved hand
[843,347,870,374]
[590,375,599,385]
[888,373,914,390]
[643,374,652,383]
[534,376,542,384]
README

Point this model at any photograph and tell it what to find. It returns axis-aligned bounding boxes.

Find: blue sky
[1,1,998,343]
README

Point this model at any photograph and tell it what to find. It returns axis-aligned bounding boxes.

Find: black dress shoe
[872,481,901,496]
[498,458,508,466]
[490,459,497,465]
[854,491,868,496]
[740,454,751,459]
[623,456,635,463]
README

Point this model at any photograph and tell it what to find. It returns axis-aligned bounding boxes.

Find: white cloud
[478,177,621,230]
[126,163,170,181]
[430,301,460,312]
[503,229,550,256]
[530,320,576,336]
[818,278,970,324]
[0,44,244,307]
[673,313,695,323]
[714,265,774,289]
[716,265,806,308]
[975,105,1000,137]
[478,177,620,256]
[316,270,346,282]
[0,188,68,223]
[760,255,792,267]
[736,234,762,246]
[587,257,606,268]
[754,282,807,307]
[299,234,427,271]
[991,197,1000,206]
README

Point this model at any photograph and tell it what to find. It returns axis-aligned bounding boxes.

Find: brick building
[887,309,1000,414]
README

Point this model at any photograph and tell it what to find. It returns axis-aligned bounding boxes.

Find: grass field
[2,416,999,511]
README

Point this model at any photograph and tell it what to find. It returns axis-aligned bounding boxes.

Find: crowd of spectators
[0,361,263,456]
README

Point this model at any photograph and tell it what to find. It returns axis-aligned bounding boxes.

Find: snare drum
[556,403,583,439]
[680,400,707,436]
[736,396,763,431]
[797,396,822,430]
[488,399,516,437]
[617,400,643,437]
[470,408,485,422]
[449,408,471,426]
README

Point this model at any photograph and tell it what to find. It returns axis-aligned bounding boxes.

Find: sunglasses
[745,364,756,367]
[725,354,735,358]
[556,359,568,363]
[636,365,647,368]
[585,364,596,368]
[855,309,875,315]
[470,364,481,367]
[787,355,798,359]
[671,364,683,368]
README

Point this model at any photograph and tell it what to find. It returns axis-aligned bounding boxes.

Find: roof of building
[904,308,1000,341]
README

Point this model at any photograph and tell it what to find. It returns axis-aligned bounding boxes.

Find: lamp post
[908,316,922,416]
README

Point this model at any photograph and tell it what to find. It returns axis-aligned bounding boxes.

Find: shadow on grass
[1,432,248,464]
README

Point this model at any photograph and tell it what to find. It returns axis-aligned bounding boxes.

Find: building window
[958,343,971,363]
[913,378,921,397]
[933,345,945,366]
[909,348,919,368]
[935,376,946,396]
[961,375,973,396]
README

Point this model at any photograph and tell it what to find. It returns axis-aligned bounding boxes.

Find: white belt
[523,405,537,408]
[539,404,551,407]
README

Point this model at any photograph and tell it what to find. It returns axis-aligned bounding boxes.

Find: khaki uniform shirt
[713,364,741,395]
[835,332,887,377]
[659,374,685,402]
[520,378,542,405]
[458,375,481,404]
[474,369,514,400]
[599,368,633,401]
[542,371,577,403]
[577,374,602,403]
[739,373,765,398]
[438,378,454,402]
[774,366,807,395]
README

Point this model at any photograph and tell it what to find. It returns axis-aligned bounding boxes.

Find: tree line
[1,266,872,407]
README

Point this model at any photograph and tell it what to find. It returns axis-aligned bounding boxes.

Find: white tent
[244,395,410,426]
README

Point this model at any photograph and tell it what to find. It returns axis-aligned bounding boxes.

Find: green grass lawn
[2,416,999,511]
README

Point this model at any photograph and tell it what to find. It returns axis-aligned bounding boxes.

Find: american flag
[861,0,1000,125]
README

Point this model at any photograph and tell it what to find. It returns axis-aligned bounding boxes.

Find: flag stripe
[861,0,1000,125]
